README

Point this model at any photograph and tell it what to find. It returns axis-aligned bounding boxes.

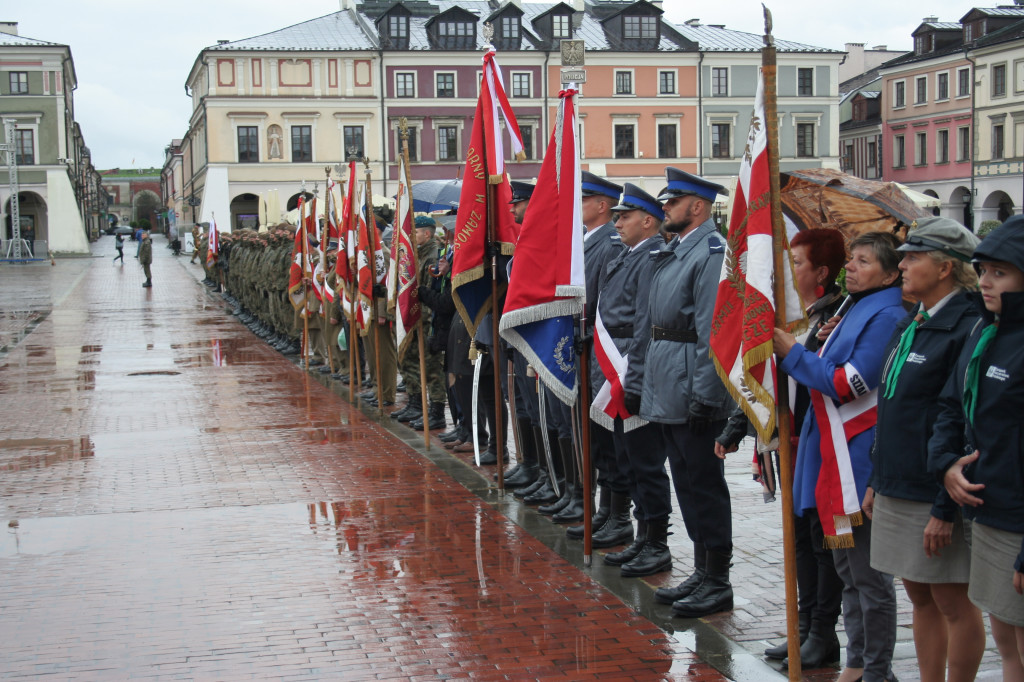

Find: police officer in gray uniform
[640,168,736,618]
[596,184,670,576]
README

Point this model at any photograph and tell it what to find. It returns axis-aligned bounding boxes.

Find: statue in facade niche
[268,125,283,159]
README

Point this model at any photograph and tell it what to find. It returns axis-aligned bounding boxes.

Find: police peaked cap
[580,171,623,201]
[508,181,535,204]
[657,167,729,203]
[612,183,665,223]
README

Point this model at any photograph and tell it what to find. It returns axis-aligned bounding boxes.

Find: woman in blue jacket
[930,215,1024,680]
[774,231,906,682]
[868,217,984,682]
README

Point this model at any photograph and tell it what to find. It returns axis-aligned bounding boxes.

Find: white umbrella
[258,192,268,232]
[895,182,941,208]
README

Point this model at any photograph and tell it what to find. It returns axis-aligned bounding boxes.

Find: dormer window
[389,16,408,41]
[438,20,473,48]
[382,11,410,49]
[429,8,478,50]
[552,14,571,39]
[624,15,657,39]
[501,16,519,40]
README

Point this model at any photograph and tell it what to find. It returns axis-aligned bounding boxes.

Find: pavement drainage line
[0,310,50,364]
[308,370,781,681]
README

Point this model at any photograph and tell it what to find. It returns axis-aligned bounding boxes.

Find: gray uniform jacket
[640,219,732,424]
[596,236,661,397]
[585,221,623,389]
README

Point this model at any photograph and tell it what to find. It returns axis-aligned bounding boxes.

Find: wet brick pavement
[0,237,1002,680]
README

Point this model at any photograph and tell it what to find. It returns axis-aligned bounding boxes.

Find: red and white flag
[388,148,421,361]
[206,218,219,267]
[590,303,647,432]
[709,68,805,443]
[288,197,312,310]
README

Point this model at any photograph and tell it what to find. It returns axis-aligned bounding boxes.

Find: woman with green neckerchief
[929,215,1024,680]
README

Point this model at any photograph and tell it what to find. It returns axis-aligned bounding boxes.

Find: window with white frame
[993,63,1007,97]
[937,72,949,101]
[551,14,571,39]
[711,122,730,158]
[512,72,531,98]
[624,15,657,39]
[993,122,1005,159]
[435,73,455,98]
[914,131,927,165]
[657,123,677,158]
[9,72,28,95]
[796,122,815,157]
[344,126,364,158]
[915,76,928,104]
[659,70,676,95]
[936,128,949,163]
[501,16,519,40]
[893,134,906,168]
[292,125,312,162]
[615,70,633,95]
[394,123,420,162]
[957,68,971,97]
[14,129,34,165]
[613,123,635,158]
[712,67,728,96]
[396,72,416,98]
[957,126,970,161]
[438,125,459,161]
[237,126,258,163]
[798,68,813,96]
[894,80,906,108]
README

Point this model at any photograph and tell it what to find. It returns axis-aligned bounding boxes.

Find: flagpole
[763,7,801,679]
[346,157,359,404]
[321,173,336,377]
[299,195,311,370]
[363,157,385,416]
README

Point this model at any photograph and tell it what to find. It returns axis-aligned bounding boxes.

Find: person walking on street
[140,231,153,288]
[114,232,125,264]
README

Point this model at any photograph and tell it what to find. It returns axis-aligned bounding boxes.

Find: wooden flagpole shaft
[578,330,593,566]
[763,21,802,681]
[364,160,385,415]
[487,183,505,493]
[323,173,335,376]
[300,202,311,369]
[417,319,430,450]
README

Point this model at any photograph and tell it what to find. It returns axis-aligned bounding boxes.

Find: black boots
[765,612,810,660]
[538,437,582,522]
[142,279,152,288]
[786,616,841,669]
[502,417,539,488]
[671,548,734,618]
[390,393,421,422]
[590,491,635,548]
[522,430,562,505]
[514,427,552,498]
[655,542,707,605]
[620,517,671,577]
[566,486,612,540]
[409,402,445,431]
[603,519,646,566]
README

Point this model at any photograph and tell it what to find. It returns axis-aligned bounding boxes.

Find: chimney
[0,21,18,36]
[923,15,939,23]
[339,0,356,10]
[685,18,700,27]
[573,0,584,11]
[872,45,887,50]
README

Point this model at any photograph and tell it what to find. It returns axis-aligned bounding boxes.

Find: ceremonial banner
[451,48,523,340]
[206,218,219,267]
[288,197,311,309]
[498,87,584,405]
[709,68,806,443]
[354,182,383,335]
[389,149,421,361]
[590,303,647,431]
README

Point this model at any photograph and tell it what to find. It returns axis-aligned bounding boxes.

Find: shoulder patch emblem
[708,236,725,254]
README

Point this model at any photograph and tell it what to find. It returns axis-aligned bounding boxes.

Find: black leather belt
[604,325,634,339]
[652,326,698,343]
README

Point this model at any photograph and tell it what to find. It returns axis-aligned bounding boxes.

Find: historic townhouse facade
[177,0,842,231]
[0,22,99,254]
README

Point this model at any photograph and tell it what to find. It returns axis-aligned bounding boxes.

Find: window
[512,72,531,98]
[237,126,258,163]
[915,131,927,165]
[711,123,730,158]
[291,125,312,162]
[397,126,418,162]
[389,15,408,40]
[14,129,33,165]
[937,72,949,100]
[344,126,364,158]
[958,68,971,97]
[798,68,813,96]
[915,76,928,104]
[894,81,905,108]
[712,68,728,96]
[624,15,657,39]
[796,122,815,157]
[614,124,635,158]
[551,15,570,39]
[842,143,853,170]
[396,73,415,98]
[958,126,971,161]
[438,21,473,48]
[993,64,1007,97]
[438,126,458,161]
[937,129,949,163]
[520,126,533,160]
[659,70,676,95]
[993,123,1005,159]
[615,71,633,95]
[867,141,877,169]
[436,73,455,98]
[894,134,905,168]
[9,72,28,95]
[501,16,519,40]
[658,123,677,158]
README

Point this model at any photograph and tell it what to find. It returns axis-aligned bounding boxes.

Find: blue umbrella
[410,179,462,212]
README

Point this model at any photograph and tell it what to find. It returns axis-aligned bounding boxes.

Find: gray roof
[207,11,377,51]
[920,22,962,31]
[0,32,63,48]
[202,0,835,54]
[971,7,1024,17]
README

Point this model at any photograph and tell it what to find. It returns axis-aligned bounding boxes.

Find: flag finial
[762,5,774,47]
[482,22,494,50]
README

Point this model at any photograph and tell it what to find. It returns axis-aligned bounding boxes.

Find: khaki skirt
[969,522,1024,626]
[869,493,971,584]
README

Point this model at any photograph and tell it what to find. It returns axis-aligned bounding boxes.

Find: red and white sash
[589,303,647,432]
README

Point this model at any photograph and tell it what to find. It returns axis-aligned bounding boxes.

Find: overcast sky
[16,1,975,170]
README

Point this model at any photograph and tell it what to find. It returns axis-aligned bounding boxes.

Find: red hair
[790,229,847,285]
